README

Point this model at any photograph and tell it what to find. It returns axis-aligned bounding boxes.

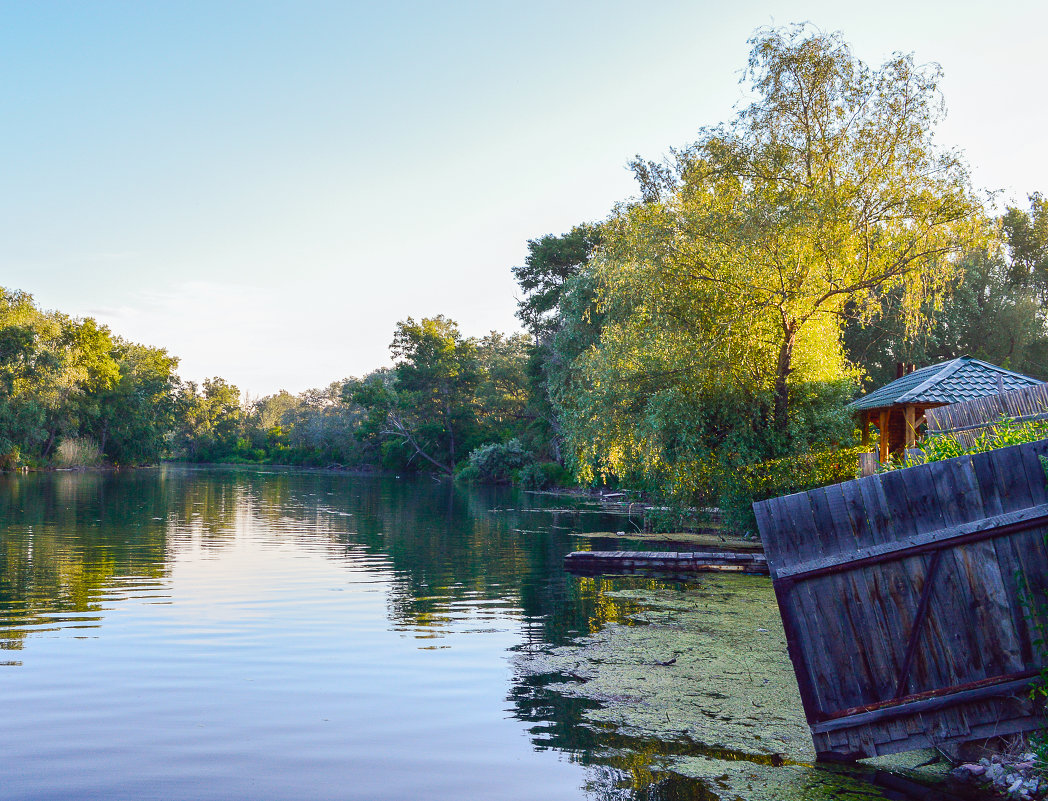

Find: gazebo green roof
[848,357,1043,412]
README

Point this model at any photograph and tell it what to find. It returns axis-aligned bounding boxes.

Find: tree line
[3,25,1048,527]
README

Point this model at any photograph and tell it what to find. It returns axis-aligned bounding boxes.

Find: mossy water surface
[514,574,958,800]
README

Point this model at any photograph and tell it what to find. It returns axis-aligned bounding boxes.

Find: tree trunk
[773,325,797,433]
[445,397,455,471]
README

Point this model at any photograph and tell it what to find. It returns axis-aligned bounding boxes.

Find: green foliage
[89,340,180,465]
[720,444,869,533]
[171,377,243,462]
[475,331,532,442]
[1003,192,1048,302]
[457,438,530,484]
[0,287,163,468]
[53,437,104,468]
[348,318,542,476]
[846,219,1048,388]
[546,24,979,510]
[515,460,573,490]
[902,415,1048,467]
[513,223,602,340]
[383,315,482,473]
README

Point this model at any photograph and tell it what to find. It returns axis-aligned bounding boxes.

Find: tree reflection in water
[0,467,962,801]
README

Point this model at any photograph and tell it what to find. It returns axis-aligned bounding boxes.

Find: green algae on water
[514,574,953,800]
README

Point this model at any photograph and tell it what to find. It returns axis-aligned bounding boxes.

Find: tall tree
[1002,193,1048,305]
[555,24,983,489]
[350,317,481,474]
[513,224,602,342]
[172,377,243,462]
[474,331,531,440]
[88,340,180,465]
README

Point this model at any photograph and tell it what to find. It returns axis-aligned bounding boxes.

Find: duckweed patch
[515,574,957,800]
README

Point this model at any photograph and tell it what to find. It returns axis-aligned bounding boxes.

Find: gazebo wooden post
[861,414,871,445]
[878,410,890,463]
[904,405,917,449]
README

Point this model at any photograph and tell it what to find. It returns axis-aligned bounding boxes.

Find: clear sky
[2,0,1045,397]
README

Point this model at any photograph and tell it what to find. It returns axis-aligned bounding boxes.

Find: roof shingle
[848,357,1043,412]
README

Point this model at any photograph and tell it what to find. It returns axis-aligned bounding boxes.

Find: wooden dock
[564,550,769,575]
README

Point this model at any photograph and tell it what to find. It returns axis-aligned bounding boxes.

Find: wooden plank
[806,485,851,556]
[819,482,903,701]
[926,454,992,683]
[810,674,1039,734]
[780,490,821,564]
[879,410,890,464]
[857,473,895,547]
[771,579,825,722]
[989,445,1036,512]
[775,504,1048,579]
[780,490,878,712]
[753,494,792,576]
[1019,440,1048,505]
[901,462,947,535]
[865,467,950,699]
[891,550,944,698]
[782,490,855,715]
[971,449,1006,517]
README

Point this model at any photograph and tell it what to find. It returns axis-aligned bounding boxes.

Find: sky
[2,0,1046,398]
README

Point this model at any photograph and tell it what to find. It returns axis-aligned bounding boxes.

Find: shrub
[457,439,530,484]
[53,438,104,468]
[516,461,573,490]
[722,444,869,534]
[898,415,1048,468]
[0,446,22,471]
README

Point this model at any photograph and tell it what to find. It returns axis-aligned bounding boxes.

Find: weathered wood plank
[809,674,1039,734]
[774,503,1048,579]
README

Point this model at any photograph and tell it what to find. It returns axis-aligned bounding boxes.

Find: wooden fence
[754,438,1048,760]
[926,383,1048,449]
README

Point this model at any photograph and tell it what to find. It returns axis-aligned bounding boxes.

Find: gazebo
[848,356,1044,463]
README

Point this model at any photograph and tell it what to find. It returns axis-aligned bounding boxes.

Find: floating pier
[564,550,769,576]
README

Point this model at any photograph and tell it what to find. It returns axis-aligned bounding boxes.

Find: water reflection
[0,467,956,801]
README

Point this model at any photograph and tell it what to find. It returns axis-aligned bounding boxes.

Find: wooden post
[878,410,890,463]
[859,452,878,477]
[904,405,916,449]
[861,415,871,445]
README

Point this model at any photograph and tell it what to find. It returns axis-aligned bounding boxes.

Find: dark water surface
[0,467,942,800]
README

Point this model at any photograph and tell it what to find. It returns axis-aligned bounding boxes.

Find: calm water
[0,466,685,801]
[0,467,942,801]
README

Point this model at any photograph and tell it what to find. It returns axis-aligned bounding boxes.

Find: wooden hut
[849,357,1043,463]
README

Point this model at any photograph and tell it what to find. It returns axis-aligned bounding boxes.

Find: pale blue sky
[2,0,1045,396]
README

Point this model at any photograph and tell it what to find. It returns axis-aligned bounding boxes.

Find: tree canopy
[550,24,983,498]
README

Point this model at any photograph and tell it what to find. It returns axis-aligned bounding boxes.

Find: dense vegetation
[3,25,1048,528]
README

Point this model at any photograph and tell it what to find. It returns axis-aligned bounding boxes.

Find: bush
[722,444,869,535]
[458,439,530,484]
[899,415,1048,467]
[53,438,104,468]
[516,461,573,490]
[0,446,22,471]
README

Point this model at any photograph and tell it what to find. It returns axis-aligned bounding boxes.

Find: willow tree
[558,25,983,488]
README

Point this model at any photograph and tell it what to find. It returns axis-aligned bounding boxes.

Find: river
[0,466,959,800]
